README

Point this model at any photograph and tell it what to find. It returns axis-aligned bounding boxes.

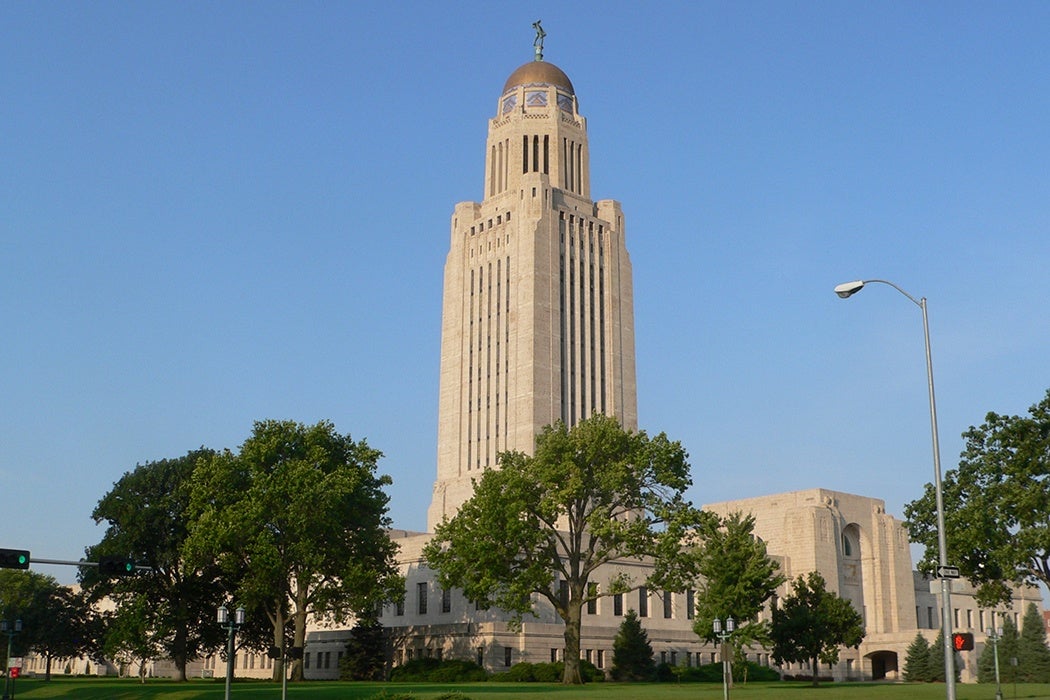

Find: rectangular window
[551,648,558,663]
[304,653,310,669]
[953,608,960,627]
[559,580,569,609]
[927,606,934,628]
[396,599,405,616]
[418,582,428,615]
[639,586,648,617]
[663,591,673,619]
[442,588,452,613]
[671,651,677,665]
[596,649,604,669]
[587,582,598,615]
[614,593,623,616]
[660,650,667,664]
[504,647,512,667]
[686,589,695,620]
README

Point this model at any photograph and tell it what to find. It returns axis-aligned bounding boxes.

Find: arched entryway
[867,650,899,680]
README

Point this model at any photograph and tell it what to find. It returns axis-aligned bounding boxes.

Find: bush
[390,657,486,682]
[368,692,416,700]
[490,660,602,683]
[653,661,779,683]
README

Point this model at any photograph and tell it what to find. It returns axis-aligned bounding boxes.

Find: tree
[926,631,961,683]
[905,389,1050,607]
[978,611,1019,684]
[0,570,101,680]
[903,632,932,682]
[611,609,654,680]
[770,571,864,686]
[186,419,403,681]
[103,594,162,681]
[28,584,101,681]
[422,414,710,684]
[84,448,229,681]
[339,614,387,680]
[1017,603,1050,681]
[692,511,785,683]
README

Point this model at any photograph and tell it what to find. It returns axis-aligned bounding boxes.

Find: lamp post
[987,626,1003,700]
[1,619,21,700]
[713,616,735,700]
[834,278,955,699]
[217,604,245,700]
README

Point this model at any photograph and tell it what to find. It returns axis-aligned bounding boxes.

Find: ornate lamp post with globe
[217,604,245,700]
[713,616,735,700]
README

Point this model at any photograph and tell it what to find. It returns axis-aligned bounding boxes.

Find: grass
[7,678,1050,700]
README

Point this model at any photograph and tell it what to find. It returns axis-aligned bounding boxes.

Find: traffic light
[952,632,975,651]
[98,555,136,577]
[0,549,30,569]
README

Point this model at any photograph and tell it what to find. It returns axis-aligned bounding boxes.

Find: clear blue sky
[3,2,1048,584]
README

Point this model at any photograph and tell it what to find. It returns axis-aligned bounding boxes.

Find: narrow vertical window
[639,586,648,617]
[417,582,428,615]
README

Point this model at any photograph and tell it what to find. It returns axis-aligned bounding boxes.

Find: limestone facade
[427,55,637,530]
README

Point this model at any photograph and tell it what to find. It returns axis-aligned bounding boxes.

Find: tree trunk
[811,654,820,686]
[45,654,52,682]
[561,598,584,684]
[271,604,286,683]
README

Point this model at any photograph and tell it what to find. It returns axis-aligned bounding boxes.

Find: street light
[834,278,956,699]
[713,617,735,700]
[217,604,245,700]
[987,626,1004,700]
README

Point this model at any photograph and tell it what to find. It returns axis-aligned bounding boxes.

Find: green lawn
[8,678,1050,700]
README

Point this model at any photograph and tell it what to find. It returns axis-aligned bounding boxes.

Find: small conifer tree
[611,609,655,681]
[1018,603,1050,682]
[903,632,931,682]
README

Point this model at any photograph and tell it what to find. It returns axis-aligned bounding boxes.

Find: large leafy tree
[186,419,402,681]
[770,571,864,686]
[422,414,710,685]
[692,512,784,664]
[905,389,1050,607]
[84,448,228,680]
[0,570,100,679]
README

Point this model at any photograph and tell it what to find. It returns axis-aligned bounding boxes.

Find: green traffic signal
[0,548,30,570]
[99,555,137,577]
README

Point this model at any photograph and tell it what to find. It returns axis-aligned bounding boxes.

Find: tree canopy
[692,512,784,649]
[186,419,402,681]
[0,570,100,680]
[423,414,710,684]
[84,448,227,681]
[905,389,1050,607]
[770,571,864,686]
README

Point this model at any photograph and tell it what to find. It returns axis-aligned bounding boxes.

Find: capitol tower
[427,34,638,530]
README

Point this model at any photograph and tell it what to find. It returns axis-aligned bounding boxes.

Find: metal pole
[224,621,234,700]
[920,297,956,699]
[835,279,955,699]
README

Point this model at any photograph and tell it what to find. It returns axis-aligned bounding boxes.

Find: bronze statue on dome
[532,20,545,61]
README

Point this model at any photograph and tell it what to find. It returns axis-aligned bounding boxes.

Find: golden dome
[502,60,575,95]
